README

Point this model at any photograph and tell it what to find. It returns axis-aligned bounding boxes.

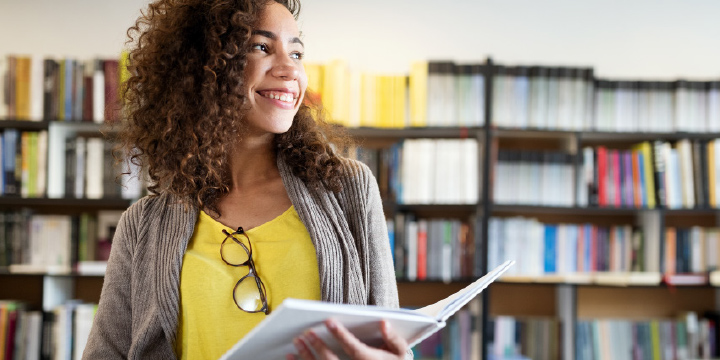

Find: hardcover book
[219,260,515,360]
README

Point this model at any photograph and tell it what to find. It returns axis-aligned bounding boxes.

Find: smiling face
[242,2,307,136]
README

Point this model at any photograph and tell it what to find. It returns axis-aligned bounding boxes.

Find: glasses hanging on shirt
[220,227,269,314]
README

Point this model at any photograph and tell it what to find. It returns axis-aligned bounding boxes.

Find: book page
[414,260,515,322]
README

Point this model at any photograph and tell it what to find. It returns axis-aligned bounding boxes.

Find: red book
[597,146,607,206]
[103,60,120,122]
[83,76,93,122]
[417,220,427,281]
[3,308,17,360]
[577,225,585,272]
[631,150,642,208]
[612,150,621,207]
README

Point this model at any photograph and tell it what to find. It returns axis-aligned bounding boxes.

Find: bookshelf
[4,55,720,360]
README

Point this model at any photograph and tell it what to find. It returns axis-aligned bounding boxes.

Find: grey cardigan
[82,156,410,359]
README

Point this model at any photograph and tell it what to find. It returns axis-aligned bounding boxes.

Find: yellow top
[175,206,321,360]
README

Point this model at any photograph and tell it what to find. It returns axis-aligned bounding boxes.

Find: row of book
[594,80,720,133]
[388,215,477,282]
[488,218,648,279]
[0,129,144,200]
[576,312,719,360]
[493,150,576,207]
[665,227,720,275]
[0,210,122,274]
[488,316,560,360]
[0,55,126,123]
[581,139,720,209]
[346,139,480,205]
[0,300,97,360]
[307,60,486,128]
[492,66,593,131]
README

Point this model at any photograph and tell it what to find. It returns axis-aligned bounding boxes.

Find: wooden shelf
[491,204,650,215]
[347,127,482,140]
[0,120,51,131]
[0,197,133,211]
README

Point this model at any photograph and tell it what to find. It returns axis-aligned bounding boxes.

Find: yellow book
[376,75,392,128]
[321,60,350,126]
[409,61,428,127]
[391,75,407,128]
[650,320,661,360]
[359,73,376,127]
[15,56,31,120]
[708,140,716,208]
[634,142,657,209]
[303,62,324,107]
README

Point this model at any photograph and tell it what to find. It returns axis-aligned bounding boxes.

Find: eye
[251,43,268,52]
[290,51,304,60]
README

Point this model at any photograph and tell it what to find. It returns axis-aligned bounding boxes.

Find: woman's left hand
[286,318,408,360]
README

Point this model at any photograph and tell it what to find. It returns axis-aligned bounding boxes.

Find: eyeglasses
[220,227,269,314]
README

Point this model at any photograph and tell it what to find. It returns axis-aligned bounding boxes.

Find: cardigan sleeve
[359,165,415,360]
[363,169,399,308]
[82,200,143,359]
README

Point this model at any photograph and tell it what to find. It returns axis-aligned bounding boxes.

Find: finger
[380,320,408,356]
[293,336,315,360]
[305,331,339,360]
[286,354,297,360]
[325,318,369,358]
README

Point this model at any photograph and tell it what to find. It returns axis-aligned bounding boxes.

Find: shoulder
[337,157,375,190]
[120,193,191,226]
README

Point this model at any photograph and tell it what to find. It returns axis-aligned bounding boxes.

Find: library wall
[1,0,719,78]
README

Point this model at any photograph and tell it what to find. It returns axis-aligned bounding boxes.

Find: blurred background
[2,0,719,78]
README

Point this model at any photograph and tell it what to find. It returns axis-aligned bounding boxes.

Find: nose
[271,58,299,80]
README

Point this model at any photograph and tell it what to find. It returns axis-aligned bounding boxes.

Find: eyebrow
[251,29,304,47]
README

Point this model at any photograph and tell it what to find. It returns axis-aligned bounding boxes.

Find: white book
[405,220,418,281]
[460,139,479,204]
[400,140,415,204]
[93,59,106,123]
[30,56,44,121]
[73,304,97,360]
[85,137,104,199]
[121,156,144,200]
[676,139,695,209]
[75,137,86,198]
[219,261,515,360]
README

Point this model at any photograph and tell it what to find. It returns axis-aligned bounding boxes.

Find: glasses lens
[222,236,250,265]
[234,275,264,312]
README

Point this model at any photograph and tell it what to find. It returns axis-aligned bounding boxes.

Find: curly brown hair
[118,0,349,215]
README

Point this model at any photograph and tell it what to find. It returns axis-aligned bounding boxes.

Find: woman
[83,0,412,359]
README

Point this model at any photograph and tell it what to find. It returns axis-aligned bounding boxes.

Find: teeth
[262,91,294,103]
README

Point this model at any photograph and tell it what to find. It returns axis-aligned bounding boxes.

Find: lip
[255,88,300,109]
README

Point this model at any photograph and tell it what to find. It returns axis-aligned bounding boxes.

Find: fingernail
[293,337,302,350]
[326,319,338,330]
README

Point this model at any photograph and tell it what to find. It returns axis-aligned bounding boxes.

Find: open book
[219,260,515,360]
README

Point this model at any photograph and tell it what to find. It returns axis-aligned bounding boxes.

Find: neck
[228,134,278,190]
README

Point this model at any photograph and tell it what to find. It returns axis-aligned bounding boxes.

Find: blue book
[2,129,18,195]
[567,225,578,272]
[544,225,557,273]
[638,152,647,207]
[387,220,395,264]
[584,224,592,272]
[64,59,75,121]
